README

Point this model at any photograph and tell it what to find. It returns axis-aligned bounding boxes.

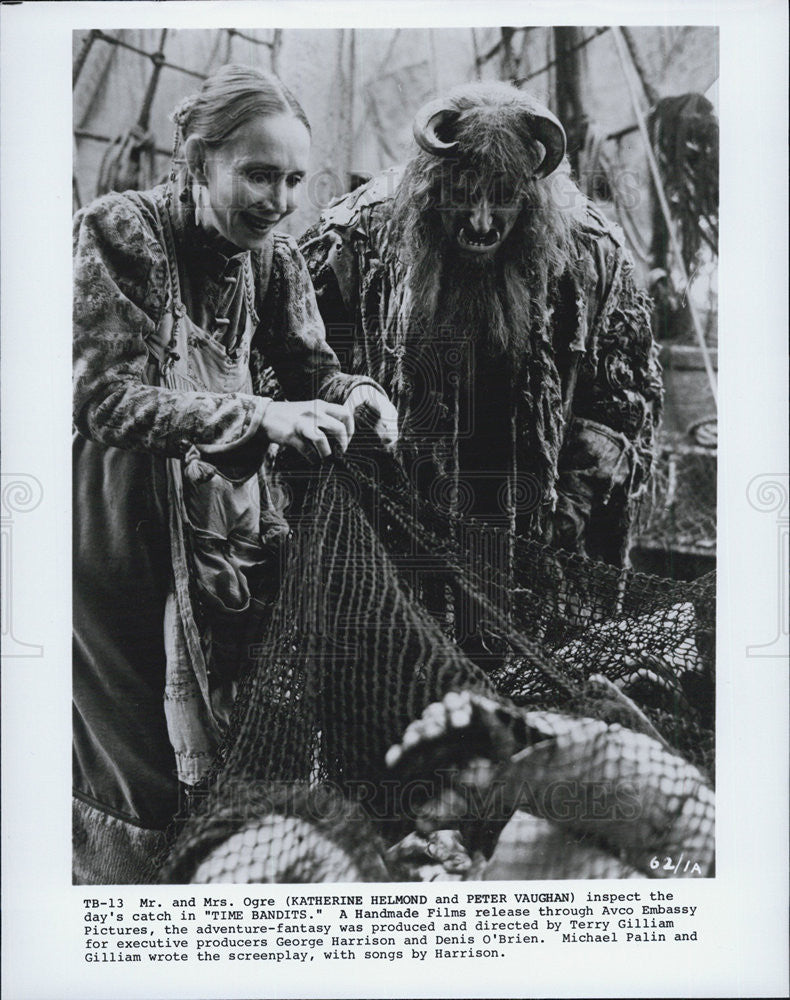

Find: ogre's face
[436,170,521,258]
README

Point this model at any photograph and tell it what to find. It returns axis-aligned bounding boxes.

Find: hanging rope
[611,27,717,407]
[95,29,170,197]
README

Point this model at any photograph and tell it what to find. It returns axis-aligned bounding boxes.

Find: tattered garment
[300,166,662,567]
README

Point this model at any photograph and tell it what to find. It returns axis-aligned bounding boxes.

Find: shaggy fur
[369,84,598,516]
[386,83,586,362]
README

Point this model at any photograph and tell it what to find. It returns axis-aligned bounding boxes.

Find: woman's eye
[247,170,274,185]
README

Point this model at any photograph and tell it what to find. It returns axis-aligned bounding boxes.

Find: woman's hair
[170,63,310,154]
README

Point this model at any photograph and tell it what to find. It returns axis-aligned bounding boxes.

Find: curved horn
[413,98,460,157]
[526,108,567,178]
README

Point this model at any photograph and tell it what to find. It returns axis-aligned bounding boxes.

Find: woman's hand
[343,385,399,451]
[260,399,355,460]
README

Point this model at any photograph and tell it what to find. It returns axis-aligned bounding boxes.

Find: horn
[412,98,460,157]
[524,106,567,178]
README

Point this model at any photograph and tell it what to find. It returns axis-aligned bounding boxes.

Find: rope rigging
[79,29,207,81]
[95,29,170,197]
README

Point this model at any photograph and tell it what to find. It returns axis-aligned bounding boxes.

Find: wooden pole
[553,27,587,175]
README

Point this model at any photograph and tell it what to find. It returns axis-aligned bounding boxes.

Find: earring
[194,182,209,227]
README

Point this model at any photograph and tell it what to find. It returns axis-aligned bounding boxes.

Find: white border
[2,2,788,998]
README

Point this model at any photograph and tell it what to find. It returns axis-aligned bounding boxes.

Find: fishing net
[637,445,717,558]
[159,440,715,885]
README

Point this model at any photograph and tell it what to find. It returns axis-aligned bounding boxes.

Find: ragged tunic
[300,167,663,568]
[73,182,377,861]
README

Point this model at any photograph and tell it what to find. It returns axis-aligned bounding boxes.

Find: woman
[72,64,396,883]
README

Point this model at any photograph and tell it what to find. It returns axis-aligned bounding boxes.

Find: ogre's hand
[260,399,355,461]
[343,385,399,451]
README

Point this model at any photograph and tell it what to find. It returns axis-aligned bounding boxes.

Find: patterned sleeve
[73,194,267,460]
[255,233,383,405]
[553,226,663,565]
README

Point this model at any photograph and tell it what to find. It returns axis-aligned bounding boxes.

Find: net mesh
[159,442,715,885]
[637,445,717,557]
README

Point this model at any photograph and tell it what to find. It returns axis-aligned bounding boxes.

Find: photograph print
[71,24,719,886]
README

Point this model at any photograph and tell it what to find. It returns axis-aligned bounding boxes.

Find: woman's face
[199,113,310,250]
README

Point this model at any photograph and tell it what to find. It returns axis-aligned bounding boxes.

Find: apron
[146,192,288,786]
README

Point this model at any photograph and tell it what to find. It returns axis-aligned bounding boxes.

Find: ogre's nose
[468,196,493,235]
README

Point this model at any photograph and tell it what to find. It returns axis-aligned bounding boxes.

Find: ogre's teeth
[402,726,422,748]
[422,702,448,723]
[443,691,466,711]
[418,715,446,740]
[449,705,473,728]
